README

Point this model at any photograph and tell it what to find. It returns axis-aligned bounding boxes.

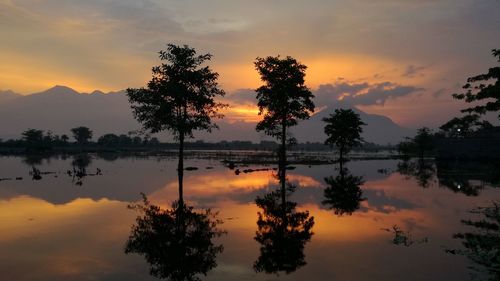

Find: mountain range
[0,86,415,144]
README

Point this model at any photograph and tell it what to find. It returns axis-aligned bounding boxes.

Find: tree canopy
[71,126,93,145]
[453,49,500,118]
[323,108,366,162]
[127,44,226,139]
[439,114,493,138]
[254,56,314,140]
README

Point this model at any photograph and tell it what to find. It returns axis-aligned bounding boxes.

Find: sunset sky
[0,0,499,127]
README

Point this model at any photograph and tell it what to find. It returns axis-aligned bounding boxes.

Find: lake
[0,154,499,281]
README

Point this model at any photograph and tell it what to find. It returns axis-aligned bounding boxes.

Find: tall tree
[127,44,226,204]
[254,55,314,185]
[323,108,366,166]
[453,49,500,118]
[71,126,93,146]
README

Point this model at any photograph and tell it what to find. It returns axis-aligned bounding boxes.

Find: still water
[0,154,498,281]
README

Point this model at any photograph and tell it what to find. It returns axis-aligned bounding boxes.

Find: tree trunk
[280,122,287,206]
[339,145,344,171]
[178,132,184,207]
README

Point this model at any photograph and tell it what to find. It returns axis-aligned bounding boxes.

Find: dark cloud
[432,88,448,98]
[314,81,423,107]
[403,65,427,78]
[226,88,256,104]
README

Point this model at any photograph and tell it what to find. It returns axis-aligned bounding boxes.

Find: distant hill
[292,105,415,145]
[0,86,138,140]
[0,86,415,144]
[0,90,21,103]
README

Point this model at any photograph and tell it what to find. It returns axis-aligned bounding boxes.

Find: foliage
[323,108,366,161]
[447,202,500,281]
[127,44,226,139]
[398,127,435,158]
[254,56,314,141]
[254,184,314,274]
[322,168,365,216]
[71,126,93,145]
[439,114,493,138]
[22,129,44,146]
[125,194,225,281]
[453,49,500,118]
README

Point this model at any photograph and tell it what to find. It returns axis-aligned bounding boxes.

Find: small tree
[254,55,314,185]
[61,134,69,144]
[453,49,500,118]
[22,129,45,150]
[413,127,434,159]
[71,126,93,146]
[323,109,366,166]
[22,129,44,145]
[127,44,226,203]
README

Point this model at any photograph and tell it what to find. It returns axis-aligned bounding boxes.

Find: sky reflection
[0,156,498,280]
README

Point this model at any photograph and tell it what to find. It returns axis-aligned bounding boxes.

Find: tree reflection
[436,160,500,197]
[125,168,224,281]
[447,202,500,281]
[322,168,365,216]
[397,159,436,188]
[254,168,314,275]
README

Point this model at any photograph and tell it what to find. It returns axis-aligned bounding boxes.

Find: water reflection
[397,159,436,188]
[436,160,500,196]
[448,202,500,281]
[397,159,500,196]
[125,169,225,281]
[322,168,365,216]
[254,167,315,275]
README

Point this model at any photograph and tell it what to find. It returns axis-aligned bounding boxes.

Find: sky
[0,0,499,128]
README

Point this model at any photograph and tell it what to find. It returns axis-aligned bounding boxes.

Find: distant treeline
[0,127,394,153]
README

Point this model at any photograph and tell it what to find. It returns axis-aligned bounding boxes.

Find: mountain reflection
[322,168,365,216]
[254,168,315,275]
[447,201,500,281]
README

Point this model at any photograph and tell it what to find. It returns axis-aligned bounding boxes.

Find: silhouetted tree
[127,44,226,204]
[71,126,93,146]
[253,162,314,275]
[125,194,224,281]
[439,114,493,138]
[254,184,314,274]
[323,109,366,166]
[254,55,314,188]
[98,133,120,146]
[453,49,500,119]
[413,127,434,159]
[61,134,69,144]
[323,168,365,216]
[21,129,44,150]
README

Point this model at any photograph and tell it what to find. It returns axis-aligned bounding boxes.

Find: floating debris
[185,167,199,171]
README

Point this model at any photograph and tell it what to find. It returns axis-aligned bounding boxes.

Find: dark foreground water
[0,154,498,281]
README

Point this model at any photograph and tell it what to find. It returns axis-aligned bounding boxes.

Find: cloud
[225,88,256,104]
[402,65,427,78]
[314,80,423,107]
